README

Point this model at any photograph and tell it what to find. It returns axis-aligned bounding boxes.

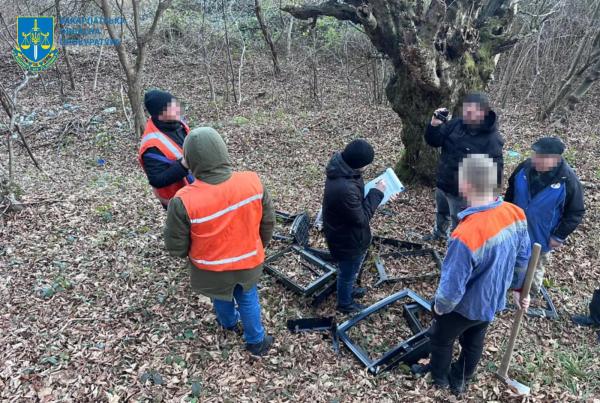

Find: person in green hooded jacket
[164,127,276,356]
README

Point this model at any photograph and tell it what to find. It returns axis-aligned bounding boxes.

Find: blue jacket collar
[458,197,503,221]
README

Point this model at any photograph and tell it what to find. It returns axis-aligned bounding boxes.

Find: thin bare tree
[95,0,173,136]
[255,0,281,76]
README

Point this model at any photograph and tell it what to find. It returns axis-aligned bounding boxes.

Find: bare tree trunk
[0,73,40,211]
[237,26,246,106]
[255,0,281,76]
[96,0,173,136]
[55,0,76,90]
[222,0,238,104]
[566,56,600,108]
[284,0,519,183]
[199,0,216,106]
[285,15,294,58]
[93,45,104,91]
[541,1,600,120]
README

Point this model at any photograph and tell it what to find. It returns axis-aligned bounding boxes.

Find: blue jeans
[336,255,365,307]
[213,285,265,344]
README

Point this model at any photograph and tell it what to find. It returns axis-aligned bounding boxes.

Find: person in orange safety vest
[138,89,194,208]
[164,127,276,356]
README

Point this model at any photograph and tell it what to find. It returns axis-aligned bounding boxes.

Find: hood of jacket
[183,127,233,185]
[326,152,362,180]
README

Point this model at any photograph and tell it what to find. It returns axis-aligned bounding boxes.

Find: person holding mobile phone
[423,92,505,242]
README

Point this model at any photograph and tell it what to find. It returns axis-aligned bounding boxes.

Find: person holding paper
[423,92,504,241]
[321,139,386,313]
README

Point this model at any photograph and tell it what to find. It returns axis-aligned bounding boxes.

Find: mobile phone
[433,109,449,123]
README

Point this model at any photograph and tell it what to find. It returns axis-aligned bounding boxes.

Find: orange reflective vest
[138,118,192,205]
[176,172,265,272]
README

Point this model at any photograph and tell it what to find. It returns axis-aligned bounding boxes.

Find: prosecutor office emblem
[13,16,58,72]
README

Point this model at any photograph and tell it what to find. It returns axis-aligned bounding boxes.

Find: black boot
[246,335,274,356]
[571,315,598,327]
[337,302,366,314]
[410,363,431,377]
[449,371,471,396]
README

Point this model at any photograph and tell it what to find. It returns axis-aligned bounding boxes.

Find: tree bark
[284,0,519,184]
[96,0,172,136]
[541,1,600,120]
[255,0,281,76]
[55,0,76,90]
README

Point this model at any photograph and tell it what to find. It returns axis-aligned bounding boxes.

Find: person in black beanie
[424,91,504,241]
[322,139,386,313]
[138,89,194,208]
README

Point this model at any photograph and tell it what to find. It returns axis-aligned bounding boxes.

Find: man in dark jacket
[505,137,585,294]
[423,92,504,241]
[322,139,385,313]
[139,89,193,208]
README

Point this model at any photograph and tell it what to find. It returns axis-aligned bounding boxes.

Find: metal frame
[264,245,337,297]
[287,316,340,352]
[336,289,432,375]
[403,302,432,334]
[291,213,310,246]
[371,236,424,251]
[527,286,558,319]
[373,248,443,286]
[273,211,299,242]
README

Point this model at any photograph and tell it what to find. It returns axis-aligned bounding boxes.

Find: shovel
[494,242,541,396]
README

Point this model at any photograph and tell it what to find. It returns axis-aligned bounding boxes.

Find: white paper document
[364,167,405,206]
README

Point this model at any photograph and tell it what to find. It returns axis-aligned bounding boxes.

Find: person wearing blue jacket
[412,154,531,396]
[505,137,585,295]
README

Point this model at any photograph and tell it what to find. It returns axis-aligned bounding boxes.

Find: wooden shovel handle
[497,243,542,378]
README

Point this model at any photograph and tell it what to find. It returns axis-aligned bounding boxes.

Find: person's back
[164,127,276,356]
[413,154,531,396]
[440,201,530,322]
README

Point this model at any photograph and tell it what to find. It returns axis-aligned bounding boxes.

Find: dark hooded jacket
[322,152,384,261]
[425,111,504,196]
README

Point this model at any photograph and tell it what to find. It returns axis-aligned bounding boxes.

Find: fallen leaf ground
[1,49,599,402]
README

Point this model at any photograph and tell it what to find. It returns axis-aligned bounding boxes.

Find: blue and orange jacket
[434,199,531,322]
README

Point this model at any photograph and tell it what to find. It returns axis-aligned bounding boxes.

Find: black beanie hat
[341,139,375,169]
[144,89,175,117]
[532,136,565,155]
[463,92,490,112]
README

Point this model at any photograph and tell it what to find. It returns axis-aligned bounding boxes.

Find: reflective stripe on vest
[177,172,265,272]
[138,118,190,205]
[190,193,263,224]
[191,250,258,266]
[140,131,183,159]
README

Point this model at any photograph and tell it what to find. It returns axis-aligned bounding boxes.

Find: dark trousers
[591,289,600,324]
[429,311,490,385]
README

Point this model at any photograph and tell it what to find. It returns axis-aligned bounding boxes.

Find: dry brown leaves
[1,47,599,402]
